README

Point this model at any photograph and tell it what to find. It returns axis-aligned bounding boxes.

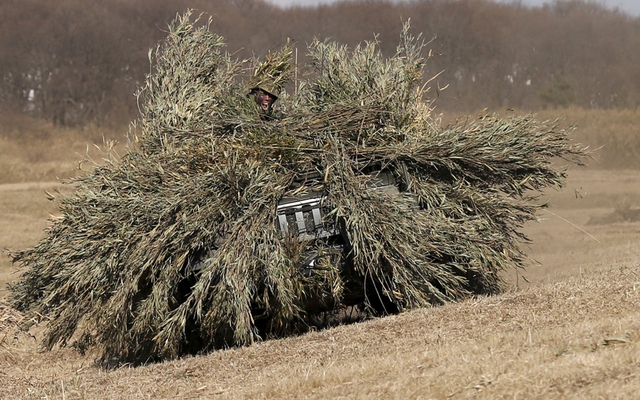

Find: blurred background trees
[1,0,639,129]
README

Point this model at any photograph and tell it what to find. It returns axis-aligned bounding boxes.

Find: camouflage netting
[8,12,585,364]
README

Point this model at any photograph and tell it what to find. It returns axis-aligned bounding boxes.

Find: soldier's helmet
[247,40,293,111]
[247,84,278,113]
[246,84,279,101]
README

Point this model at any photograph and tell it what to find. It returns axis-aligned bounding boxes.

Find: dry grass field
[1,109,639,399]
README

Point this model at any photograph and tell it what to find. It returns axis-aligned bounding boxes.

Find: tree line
[1,0,639,128]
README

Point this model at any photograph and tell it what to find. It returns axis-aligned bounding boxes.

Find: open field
[1,110,640,398]
[0,112,127,185]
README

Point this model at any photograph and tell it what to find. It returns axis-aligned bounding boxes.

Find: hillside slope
[2,168,640,399]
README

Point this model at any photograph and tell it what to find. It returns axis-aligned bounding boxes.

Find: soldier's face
[256,91,275,111]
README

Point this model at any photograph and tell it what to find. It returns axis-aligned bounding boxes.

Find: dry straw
[8,11,585,364]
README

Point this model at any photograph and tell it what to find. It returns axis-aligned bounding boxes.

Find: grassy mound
[8,12,585,364]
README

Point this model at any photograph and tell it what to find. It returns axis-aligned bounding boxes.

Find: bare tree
[1,0,639,128]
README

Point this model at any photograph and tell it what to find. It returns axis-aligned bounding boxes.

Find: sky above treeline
[265,0,640,16]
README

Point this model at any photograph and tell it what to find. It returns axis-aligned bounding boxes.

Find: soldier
[247,86,278,115]
[247,40,293,118]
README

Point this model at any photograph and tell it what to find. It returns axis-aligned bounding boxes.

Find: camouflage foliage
[8,11,586,364]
